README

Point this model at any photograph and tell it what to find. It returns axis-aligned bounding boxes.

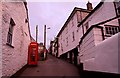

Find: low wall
[84,32,119,74]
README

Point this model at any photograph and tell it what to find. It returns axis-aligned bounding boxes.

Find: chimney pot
[87,1,93,11]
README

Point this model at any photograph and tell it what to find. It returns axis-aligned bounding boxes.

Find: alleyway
[11,54,80,78]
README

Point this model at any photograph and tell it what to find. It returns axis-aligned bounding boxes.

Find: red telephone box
[28,42,38,65]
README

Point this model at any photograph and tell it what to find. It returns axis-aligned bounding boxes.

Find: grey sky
[27,1,100,48]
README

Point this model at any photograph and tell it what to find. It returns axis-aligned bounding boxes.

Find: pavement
[11,54,80,78]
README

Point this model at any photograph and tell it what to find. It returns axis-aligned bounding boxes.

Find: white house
[0,1,31,77]
[77,1,120,74]
[55,0,120,74]
[57,2,92,65]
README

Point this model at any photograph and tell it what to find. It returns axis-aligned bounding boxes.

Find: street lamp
[44,25,50,60]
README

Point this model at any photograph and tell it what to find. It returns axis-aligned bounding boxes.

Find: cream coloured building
[77,1,120,74]
[57,2,92,65]
[0,1,31,77]
[56,0,120,74]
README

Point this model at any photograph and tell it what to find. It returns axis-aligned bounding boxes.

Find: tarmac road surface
[11,54,80,78]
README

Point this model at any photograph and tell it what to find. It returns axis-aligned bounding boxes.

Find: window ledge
[6,43,14,48]
[105,34,112,37]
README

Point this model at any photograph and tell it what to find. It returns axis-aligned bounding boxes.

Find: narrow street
[1,1,120,78]
[11,54,80,78]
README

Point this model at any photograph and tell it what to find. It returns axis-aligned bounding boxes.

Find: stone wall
[2,2,30,76]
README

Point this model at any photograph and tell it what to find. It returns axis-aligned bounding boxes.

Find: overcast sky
[27,0,100,48]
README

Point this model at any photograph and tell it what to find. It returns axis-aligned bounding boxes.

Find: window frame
[84,22,89,31]
[6,18,15,47]
[71,17,74,27]
[66,37,68,46]
[104,25,120,36]
[72,31,75,42]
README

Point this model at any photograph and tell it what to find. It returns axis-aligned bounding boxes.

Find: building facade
[38,43,44,60]
[1,1,31,76]
[77,1,120,74]
[49,38,59,57]
[55,0,120,74]
[49,40,54,55]
[56,3,92,65]
[53,37,58,57]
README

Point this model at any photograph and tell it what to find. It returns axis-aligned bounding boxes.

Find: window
[77,29,79,32]
[84,22,89,31]
[115,1,120,15]
[71,17,74,27]
[118,6,120,14]
[72,32,75,41]
[105,25,120,36]
[66,37,68,46]
[7,18,15,45]
[24,32,28,36]
[66,27,68,34]
[118,19,120,25]
[61,43,63,52]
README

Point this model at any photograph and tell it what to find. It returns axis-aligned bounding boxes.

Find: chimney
[86,1,93,11]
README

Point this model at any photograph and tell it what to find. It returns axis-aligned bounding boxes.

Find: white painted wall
[58,10,89,57]
[93,28,103,45]
[84,32,120,74]
[2,2,30,76]
[86,2,118,28]
[79,28,96,63]
[58,13,79,57]
[78,2,119,74]
[0,2,2,78]
[80,2,119,40]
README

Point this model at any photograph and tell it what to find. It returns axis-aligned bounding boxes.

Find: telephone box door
[28,42,38,65]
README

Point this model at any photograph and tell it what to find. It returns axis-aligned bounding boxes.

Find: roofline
[78,2,104,27]
[23,2,32,41]
[24,2,28,11]
[30,36,35,41]
[57,7,90,37]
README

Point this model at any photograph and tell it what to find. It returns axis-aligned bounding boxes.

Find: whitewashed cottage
[0,1,31,77]
[77,1,120,74]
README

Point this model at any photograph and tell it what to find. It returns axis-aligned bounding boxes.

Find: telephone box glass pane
[30,46,36,62]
